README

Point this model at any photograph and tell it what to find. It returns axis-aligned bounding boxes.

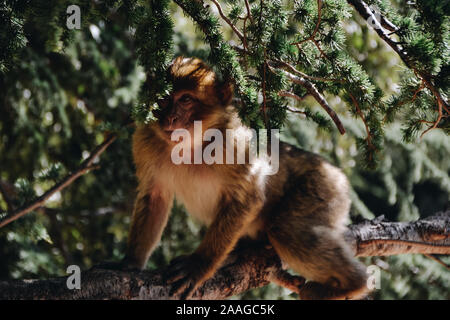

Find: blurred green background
[0,1,448,299]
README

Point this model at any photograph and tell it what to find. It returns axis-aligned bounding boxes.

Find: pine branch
[347,0,449,136]
[0,134,117,229]
[423,254,450,270]
[348,92,375,161]
[0,212,447,299]
[210,0,245,45]
[244,0,253,24]
[291,0,323,46]
[268,61,346,135]
[173,0,261,128]
[273,58,344,83]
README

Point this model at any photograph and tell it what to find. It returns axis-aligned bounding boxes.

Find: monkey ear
[217,80,234,106]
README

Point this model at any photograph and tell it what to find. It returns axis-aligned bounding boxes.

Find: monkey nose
[164,116,178,132]
[168,115,177,126]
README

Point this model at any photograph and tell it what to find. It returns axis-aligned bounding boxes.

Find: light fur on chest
[156,165,223,226]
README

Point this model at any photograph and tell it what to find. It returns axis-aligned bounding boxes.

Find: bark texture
[0,212,448,300]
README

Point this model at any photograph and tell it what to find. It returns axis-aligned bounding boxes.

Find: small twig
[348,92,377,163]
[411,81,426,103]
[423,254,450,270]
[287,107,307,115]
[262,50,268,127]
[347,0,449,138]
[278,90,309,102]
[0,134,117,228]
[244,0,254,24]
[413,80,444,138]
[273,59,344,83]
[241,0,254,52]
[312,39,329,60]
[269,62,346,135]
[382,81,427,123]
[231,44,248,55]
[420,98,443,138]
[210,0,246,47]
[418,120,435,124]
[291,0,322,46]
[290,0,329,60]
[279,91,309,115]
[348,92,374,155]
[242,15,249,50]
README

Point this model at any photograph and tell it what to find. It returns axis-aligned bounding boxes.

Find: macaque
[122,56,368,300]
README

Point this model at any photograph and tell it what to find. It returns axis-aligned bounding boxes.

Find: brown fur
[124,57,369,299]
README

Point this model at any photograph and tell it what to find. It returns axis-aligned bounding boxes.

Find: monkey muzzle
[160,104,192,134]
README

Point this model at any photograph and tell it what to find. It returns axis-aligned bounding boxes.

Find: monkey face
[155,57,233,136]
[157,91,200,133]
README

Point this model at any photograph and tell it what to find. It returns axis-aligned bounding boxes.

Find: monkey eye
[157,97,170,108]
[178,94,194,106]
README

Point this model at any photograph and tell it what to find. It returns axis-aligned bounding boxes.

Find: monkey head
[155,57,233,136]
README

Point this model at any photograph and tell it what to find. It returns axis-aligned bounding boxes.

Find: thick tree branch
[0,134,117,229]
[0,212,448,300]
[345,211,450,256]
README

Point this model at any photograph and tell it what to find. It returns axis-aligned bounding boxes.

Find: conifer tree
[0,0,448,299]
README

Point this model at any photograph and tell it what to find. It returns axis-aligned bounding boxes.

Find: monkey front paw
[164,254,210,300]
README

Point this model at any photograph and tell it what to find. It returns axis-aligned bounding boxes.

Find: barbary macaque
[121,56,368,300]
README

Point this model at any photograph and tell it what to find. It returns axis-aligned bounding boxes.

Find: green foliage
[133,0,174,124]
[0,1,27,73]
[0,0,448,299]
[174,0,262,128]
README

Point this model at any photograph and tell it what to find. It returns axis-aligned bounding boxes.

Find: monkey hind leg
[267,225,369,300]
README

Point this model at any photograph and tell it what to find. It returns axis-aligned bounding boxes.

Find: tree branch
[210,0,246,46]
[347,0,448,136]
[273,58,344,83]
[268,61,346,135]
[0,134,117,229]
[291,0,323,46]
[0,212,448,300]
[345,211,450,256]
